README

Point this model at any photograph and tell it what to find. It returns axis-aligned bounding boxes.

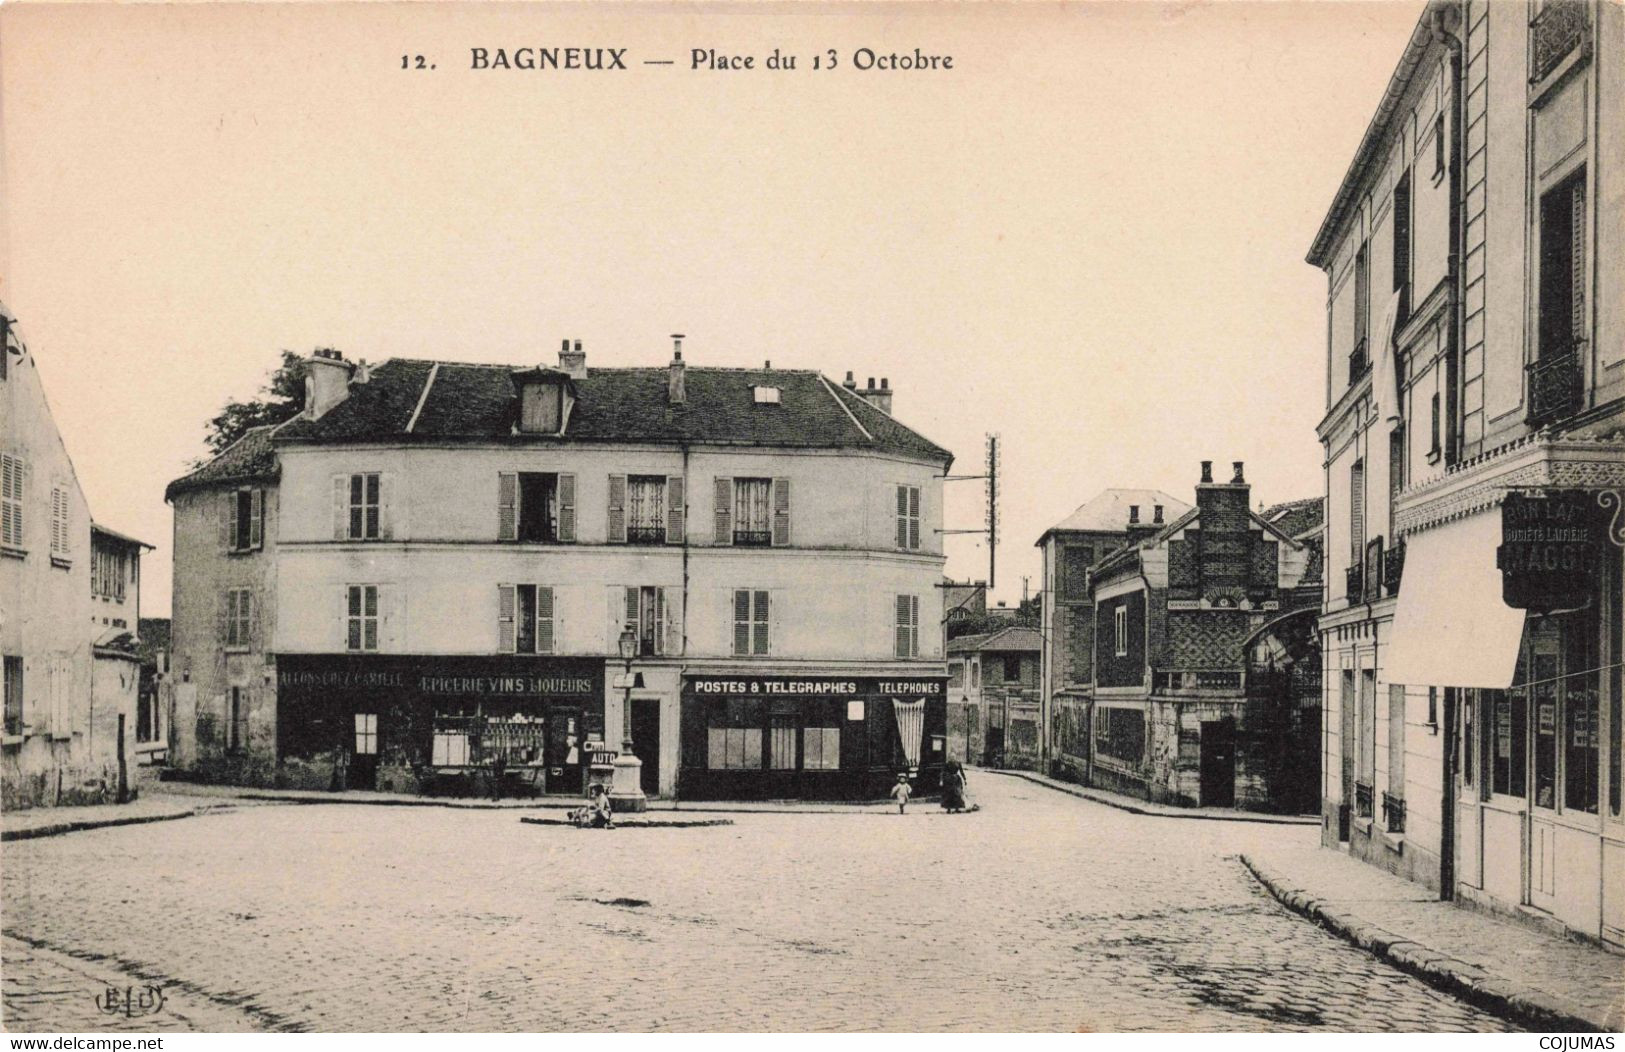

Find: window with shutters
[733,589,770,656]
[894,594,920,658]
[896,485,922,551]
[346,473,382,540]
[226,487,264,553]
[625,476,666,544]
[49,485,70,562]
[1538,171,1587,360]
[347,585,379,652]
[224,588,253,649]
[1349,459,1365,563]
[498,472,574,543]
[1392,169,1412,322]
[1,453,25,551]
[619,585,669,657]
[732,478,773,546]
[93,546,129,600]
[499,584,555,655]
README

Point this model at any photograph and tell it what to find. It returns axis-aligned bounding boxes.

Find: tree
[200,350,309,458]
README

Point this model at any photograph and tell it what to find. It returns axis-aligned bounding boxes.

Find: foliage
[199,350,310,459]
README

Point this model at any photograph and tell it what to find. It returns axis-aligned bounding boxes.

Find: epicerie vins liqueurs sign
[1498,490,1603,610]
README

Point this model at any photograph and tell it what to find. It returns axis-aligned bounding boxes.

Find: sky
[0,0,1426,617]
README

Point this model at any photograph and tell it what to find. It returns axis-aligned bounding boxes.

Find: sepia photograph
[0,0,1621,1037]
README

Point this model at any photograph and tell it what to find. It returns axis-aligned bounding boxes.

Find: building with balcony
[1072,462,1320,809]
[164,339,952,801]
[1036,488,1190,786]
[2,306,148,808]
[1308,0,1623,947]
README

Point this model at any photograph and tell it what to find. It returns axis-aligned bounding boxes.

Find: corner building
[166,340,951,801]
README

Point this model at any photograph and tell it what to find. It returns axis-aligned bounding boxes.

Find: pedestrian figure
[941,760,967,813]
[570,783,615,829]
[891,772,912,814]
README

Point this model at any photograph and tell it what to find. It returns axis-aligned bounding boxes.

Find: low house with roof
[946,625,1042,768]
[165,338,954,802]
[1087,461,1322,809]
[1036,486,1192,784]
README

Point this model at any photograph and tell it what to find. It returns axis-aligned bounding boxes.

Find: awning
[1385,512,1528,689]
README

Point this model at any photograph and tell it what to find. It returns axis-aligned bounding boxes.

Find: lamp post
[608,627,648,813]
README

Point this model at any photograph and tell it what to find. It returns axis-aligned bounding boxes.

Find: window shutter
[1350,460,1365,560]
[217,591,230,645]
[911,595,921,657]
[498,584,516,653]
[754,589,770,656]
[537,586,555,654]
[896,485,909,549]
[218,491,234,551]
[1571,180,1586,340]
[733,589,750,656]
[908,486,921,550]
[332,476,348,540]
[607,474,627,544]
[713,477,733,545]
[497,472,518,541]
[771,477,791,547]
[660,587,679,656]
[895,594,910,659]
[249,489,264,549]
[557,473,576,542]
[247,592,261,650]
[666,476,685,545]
[378,475,394,540]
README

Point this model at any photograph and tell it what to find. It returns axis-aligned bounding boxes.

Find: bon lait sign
[1497,490,1606,610]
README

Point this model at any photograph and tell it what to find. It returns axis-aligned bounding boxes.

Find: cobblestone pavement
[1,777,1520,1033]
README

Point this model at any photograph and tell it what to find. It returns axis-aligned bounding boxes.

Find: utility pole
[940,432,1001,590]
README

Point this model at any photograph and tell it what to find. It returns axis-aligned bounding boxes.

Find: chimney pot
[867,377,875,388]
[881,377,889,390]
[668,336,687,405]
[558,339,588,379]
[561,339,570,352]
[765,360,772,370]
[1200,460,1214,484]
[1232,461,1245,484]
[573,339,582,353]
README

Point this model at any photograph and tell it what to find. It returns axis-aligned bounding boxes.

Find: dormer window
[752,385,781,405]
[512,368,573,434]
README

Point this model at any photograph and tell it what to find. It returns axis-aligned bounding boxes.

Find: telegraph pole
[940,433,1000,590]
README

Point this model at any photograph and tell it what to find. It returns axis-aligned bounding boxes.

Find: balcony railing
[1531,1,1588,83]
[1526,349,1584,427]
[732,529,773,548]
[1349,338,1370,387]
[1355,781,1374,820]
[1345,564,1364,604]
[1382,791,1407,834]
[625,525,667,545]
[1383,540,1406,597]
[1153,669,1243,693]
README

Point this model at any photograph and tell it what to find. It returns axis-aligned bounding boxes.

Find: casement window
[1429,392,1442,458]
[1392,169,1412,322]
[707,698,763,770]
[610,474,684,545]
[431,729,470,766]
[498,584,555,655]
[1,453,25,550]
[49,486,69,560]
[1538,170,1587,360]
[1060,546,1093,600]
[1355,669,1377,815]
[92,547,129,600]
[334,472,386,541]
[1388,427,1405,536]
[226,687,245,754]
[498,472,575,543]
[712,477,789,547]
[731,478,773,546]
[733,589,770,656]
[894,594,920,659]
[896,484,922,550]
[221,588,253,649]
[1349,459,1365,563]
[354,713,378,756]
[1353,246,1370,360]
[2,656,22,737]
[1114,606,1128,657]
[347,585,379,652]
[137,686,161,744]
[617,585,674,657]
[221,487,265,553]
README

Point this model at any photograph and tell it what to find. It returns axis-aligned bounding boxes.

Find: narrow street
[2,776,1517,1033]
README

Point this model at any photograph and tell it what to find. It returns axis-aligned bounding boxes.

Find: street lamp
[608,627,648,813]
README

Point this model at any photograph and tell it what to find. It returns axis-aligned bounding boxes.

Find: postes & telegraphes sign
[1498,490,1611,610]
[688,676,945,697]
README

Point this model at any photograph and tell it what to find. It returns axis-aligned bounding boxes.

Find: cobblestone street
[2,776,1519,1033]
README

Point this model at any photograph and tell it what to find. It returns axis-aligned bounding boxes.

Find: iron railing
[625,525,667,545]
[1382,791,1407,834]
[1383,540,1406,597]
[1355,781,1374,819]
[732,529,773,547]
[1349,338,1370,386]
[1531,1,1588,83]
[1526,349,1584,427]
[1345,563,1365,604]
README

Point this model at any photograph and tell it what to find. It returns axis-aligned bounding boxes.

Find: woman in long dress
[941,760,967,813]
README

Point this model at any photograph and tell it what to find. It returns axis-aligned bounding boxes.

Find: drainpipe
[1432,0,1466,902]
[677,442,691,802]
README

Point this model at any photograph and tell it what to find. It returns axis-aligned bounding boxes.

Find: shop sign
[1498,490,1605,610]
[278,657,598,697]
[688,676,944,697]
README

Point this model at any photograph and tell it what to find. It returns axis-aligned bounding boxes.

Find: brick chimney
[668,334,687,405]
[1195,459,1252,595]
[559,338,587,379]
[856,376,894,415]
[304,348,354,420]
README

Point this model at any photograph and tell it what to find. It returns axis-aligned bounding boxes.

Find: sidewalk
[987,767,1320,825]
[1242,844,1624,1033]
[1,794,225,842]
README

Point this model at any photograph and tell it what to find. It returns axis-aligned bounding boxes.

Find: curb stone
[1,809,202,842]
[992,768,1320,825]
[1241,853,1606,1033]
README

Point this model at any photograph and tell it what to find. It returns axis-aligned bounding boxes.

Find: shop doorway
[632,697,660,796]
[1200,718,1236,808]
[349,713,379,790]
[544,709,584,796]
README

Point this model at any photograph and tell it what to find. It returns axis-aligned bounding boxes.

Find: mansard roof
[271,358,951,464]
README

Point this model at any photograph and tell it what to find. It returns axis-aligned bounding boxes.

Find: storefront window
[1533,650,1559,809]
[1488,688,1526,798]
[708,698,763,770]
[769,709,797,770]
[1562,607,1601,815]
[803,725,840,770]
[1459,689,1473,788]
[1095,706,1145,765]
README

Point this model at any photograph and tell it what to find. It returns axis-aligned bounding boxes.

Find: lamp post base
[608,753,648,813]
